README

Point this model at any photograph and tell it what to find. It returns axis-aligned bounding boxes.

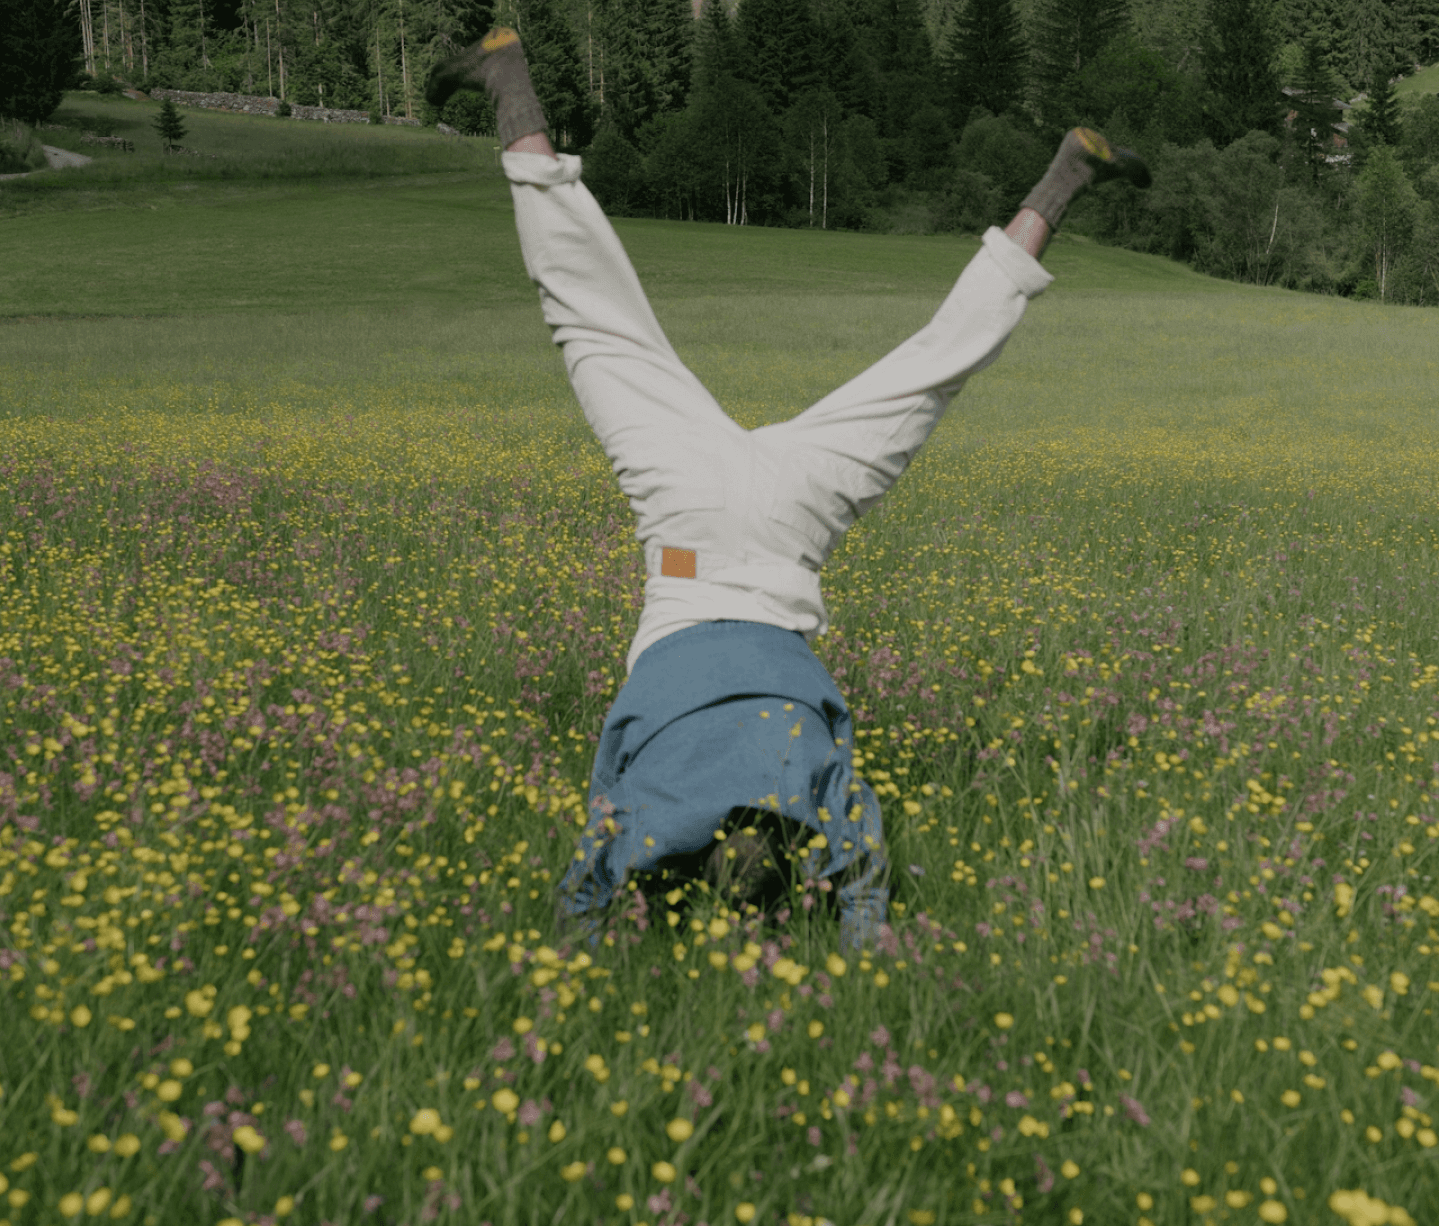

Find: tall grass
[0,156,1437,1226]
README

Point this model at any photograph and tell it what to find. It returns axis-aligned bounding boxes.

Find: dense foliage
[56,0,1439,300]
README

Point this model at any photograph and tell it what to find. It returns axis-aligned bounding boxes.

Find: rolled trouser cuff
[502,150,583,185]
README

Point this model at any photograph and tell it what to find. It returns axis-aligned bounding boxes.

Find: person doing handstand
[426,30,1149,951]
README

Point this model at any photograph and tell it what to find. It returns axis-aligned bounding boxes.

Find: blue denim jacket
[556,620,888,949]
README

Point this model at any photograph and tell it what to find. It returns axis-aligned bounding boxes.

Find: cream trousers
[504,152,1054,674]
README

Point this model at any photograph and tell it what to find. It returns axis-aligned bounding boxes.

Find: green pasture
[1,99,1439,1226]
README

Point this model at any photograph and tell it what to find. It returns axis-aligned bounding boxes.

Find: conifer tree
[0,0,82,124]
[737,0,820,115]
[941,0,1027,127]
[1202,0,1283,145]
[1360,59,1402,146]
[1289,32,1341,180]
[597,0,693,139]
[1029,0,1130,122]
[153,96,187,150]
[517,0,591,148]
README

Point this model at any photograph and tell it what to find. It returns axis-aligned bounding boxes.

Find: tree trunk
[102,0,111,72]
[821,112,828,231]
[399,0,413,119]
[80,0,96,77]
[138,0,147,78]
[274,0,287,98]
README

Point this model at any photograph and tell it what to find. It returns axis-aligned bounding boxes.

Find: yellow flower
[1061,1160,1080,1179]
[232,1125,266,1154]
[993,1013,1014,1030]
[610,1100,629,1117]
[329,1130,349,1152]
[70,1006,92,1028]
[410,1109,441,1135]
[1280,1090,1301,1108]
[666,1118,694,1143]
[560,1161,586,1182]
[1191,1196,1217,1213]
[114,1133,139,1157]
[492,1089,519,1114]
[653,1161,677,1183]
[807,1021,824,1039]
[1390,971,1410,995]
[607,1147,627,1165]
[184,990,212,1017]
[422,1167,444,1181]
[170,1059,193,1077]
[275,1196,295,1217]
[1088,877,1105,890]
[1257,1200,1287,1223]
[512,1016,533,1034]
[59,1192,84,1218]
[1226,1191,1253,1208]
[1180,1169,1200,1187]
[548,1120,566,1143]
[736,1205,756,1224]
[908,1213,936,1226]
[825,954,847,977]
[1068,1211,1084,1225]
[87,1135,111,1153]
[616,1194,635,1210]
[312,1063,331,1079]
[156,1079,182,1103]
[1363,984,1384,1009]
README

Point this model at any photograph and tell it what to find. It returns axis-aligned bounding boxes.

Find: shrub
[439,89,494,137]
[368,110,382,126]
[276,100,292,118]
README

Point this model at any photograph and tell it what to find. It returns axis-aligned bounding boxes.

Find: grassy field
[2,98,1439,1226]
[1395,62,1439,101]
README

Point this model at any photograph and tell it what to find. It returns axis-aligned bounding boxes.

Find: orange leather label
[661,547,697,579]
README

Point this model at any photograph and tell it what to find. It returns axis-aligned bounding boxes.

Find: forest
[11,0,1439,302]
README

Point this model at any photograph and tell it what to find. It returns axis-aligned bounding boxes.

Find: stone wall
[148,89,422,127]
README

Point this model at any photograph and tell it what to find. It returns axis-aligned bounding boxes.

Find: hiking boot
[1020,126,1151,229]
[424,27,547,147]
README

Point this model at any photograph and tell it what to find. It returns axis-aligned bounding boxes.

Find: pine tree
[1202,0,1283,145]
[941,0,1027,126]
[153,96,187,150]
[1029,0,1130,122]
[1289,32,1341,180]
[0,0,82,124]
[597,0,693,139]
[517,0,592,148]
[1360,59,1402,146]
[737,0,820,115]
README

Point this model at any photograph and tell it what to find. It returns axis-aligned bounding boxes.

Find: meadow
[1,94,1438,1226]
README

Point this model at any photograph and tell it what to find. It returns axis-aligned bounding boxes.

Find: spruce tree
[517,0,591,149]
[1202,0,1283,145]
[1029,0,1130,122]
[1360,59,1402,146]
[941,0,1027,127]
[597,0,693,140]
[737,0,820,115]
[0,0,82,124]
[153,97,187,151]
[1289,33,1341,180]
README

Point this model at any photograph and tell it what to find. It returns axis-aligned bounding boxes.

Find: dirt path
[42,145,94,169]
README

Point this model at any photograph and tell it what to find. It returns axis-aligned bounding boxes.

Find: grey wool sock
[424,28,547,148]
[1021,126,1151,229]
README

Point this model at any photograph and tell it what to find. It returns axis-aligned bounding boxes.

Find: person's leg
[753,129,1148,568]
[429,32,743,514]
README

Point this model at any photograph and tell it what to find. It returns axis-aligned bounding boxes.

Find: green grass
[1,102,1438,1226]
[1395,62,1439,100]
